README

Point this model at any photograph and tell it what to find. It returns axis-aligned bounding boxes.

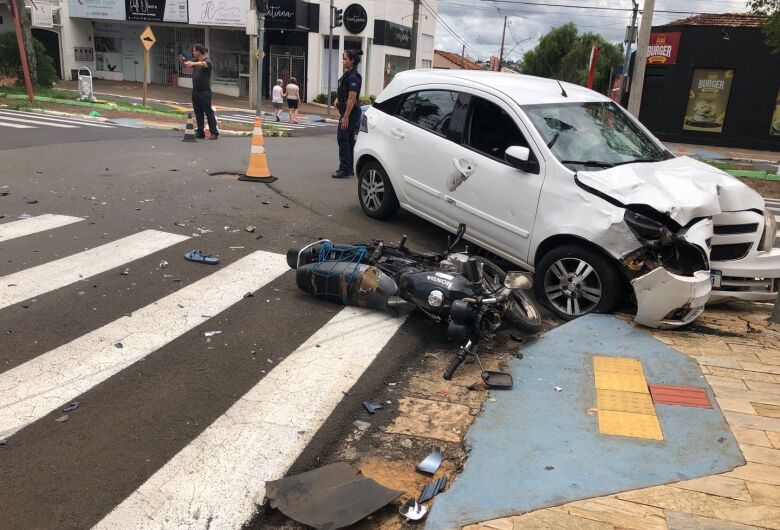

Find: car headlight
[759,209,778,251]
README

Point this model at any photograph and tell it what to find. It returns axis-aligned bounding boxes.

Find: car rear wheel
[358,161,399,219]
[534,244,623,321]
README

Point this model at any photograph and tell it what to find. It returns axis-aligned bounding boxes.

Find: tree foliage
[748,0,780,53]
[0,31,57,87]
[521,23,624,94]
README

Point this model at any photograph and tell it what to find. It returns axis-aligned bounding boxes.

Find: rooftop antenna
[539,51,568,97]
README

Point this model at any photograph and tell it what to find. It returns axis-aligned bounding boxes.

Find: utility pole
[628,0,654,117]
[620,0,639,103]
[255,0,266,117]
[9,0,34,102]
[498,16,508,71]
[409,0,421,69]
[461,43,465,69]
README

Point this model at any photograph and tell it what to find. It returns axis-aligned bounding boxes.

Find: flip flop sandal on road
[184,250,220,265]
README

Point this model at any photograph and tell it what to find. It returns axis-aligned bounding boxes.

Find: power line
[477,0,750,15]
[422,0,485,59]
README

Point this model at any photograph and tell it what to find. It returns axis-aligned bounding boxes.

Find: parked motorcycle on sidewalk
[286,225,541,387]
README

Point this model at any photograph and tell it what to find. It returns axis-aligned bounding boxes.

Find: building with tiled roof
[433,50,484,71]
[661,12,766,28]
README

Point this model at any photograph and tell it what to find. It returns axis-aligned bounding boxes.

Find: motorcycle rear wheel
[473,256,542,334]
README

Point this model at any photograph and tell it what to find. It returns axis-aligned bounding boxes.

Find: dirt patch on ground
[739,177,780,199]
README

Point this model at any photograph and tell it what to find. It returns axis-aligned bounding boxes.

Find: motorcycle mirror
[481,370,513,389]
[504,272,532,290]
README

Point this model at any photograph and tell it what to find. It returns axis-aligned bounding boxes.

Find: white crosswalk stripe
[0,216,409,529]
[0,109,118,129]
[96,307,405,529]
[218,112,333,131]
[0,229,188,310]
[0,214,83,242]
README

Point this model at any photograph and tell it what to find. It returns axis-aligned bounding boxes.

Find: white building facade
[1,0,437,100]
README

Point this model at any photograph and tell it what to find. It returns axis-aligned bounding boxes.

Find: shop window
[466,97,527,160]
[683,69,734,134]
[210,29,250,89]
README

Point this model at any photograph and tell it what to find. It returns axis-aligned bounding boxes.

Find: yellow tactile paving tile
[594,371,649,394]
[598,410,664,440]
[597,389,656,415]
[593,356,645,376]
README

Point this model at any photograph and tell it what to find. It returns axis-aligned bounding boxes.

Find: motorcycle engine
[397,270,475,322]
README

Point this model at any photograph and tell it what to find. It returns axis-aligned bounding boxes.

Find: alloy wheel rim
[543,257,602,316]
[360,169,385,211]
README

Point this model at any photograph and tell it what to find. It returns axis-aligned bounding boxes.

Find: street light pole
[327,0,334,118]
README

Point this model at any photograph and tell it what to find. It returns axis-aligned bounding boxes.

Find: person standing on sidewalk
[332,50,363,179]
[285,77,300,124]
[183,44,219,140]
[272,79,284,122]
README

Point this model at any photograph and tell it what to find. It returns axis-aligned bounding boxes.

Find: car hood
[577,156,764,225]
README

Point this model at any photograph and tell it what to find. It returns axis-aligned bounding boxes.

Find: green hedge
[0,31,58,88]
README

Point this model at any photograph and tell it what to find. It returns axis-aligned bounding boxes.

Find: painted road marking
[0,250,288,439]
[594,356,663,441]
[0,110,117,128]
[0,214,83,242]
[0,229,189,311]
[95,307,406,530]
[0,120,35,129]
[0,114,79,128]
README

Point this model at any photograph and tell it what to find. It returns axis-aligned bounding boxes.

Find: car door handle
[390,128,405,139]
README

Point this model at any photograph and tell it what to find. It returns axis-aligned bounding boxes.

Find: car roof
[378,70,611,106]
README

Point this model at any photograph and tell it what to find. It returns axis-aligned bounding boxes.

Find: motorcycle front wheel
[473,256,543,334]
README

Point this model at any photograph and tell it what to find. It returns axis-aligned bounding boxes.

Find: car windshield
[522,101,670,170]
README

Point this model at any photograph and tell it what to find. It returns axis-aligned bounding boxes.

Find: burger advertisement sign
[683,69,734,133]
[646,32,680,65]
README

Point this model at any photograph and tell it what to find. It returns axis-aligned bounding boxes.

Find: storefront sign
[189,0,247,27]
[264,0,313,31]
[771,89,780,137]
[374,20,411,50]
[683,69,734,133]
[32,1,53,29]
[344,4,367,34]
[647,32,681,65]
[125,0,188,22]
[68,0,126,20]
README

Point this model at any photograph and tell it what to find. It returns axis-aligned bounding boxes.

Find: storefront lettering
[698,78,726,90]
[344,4,367,33]
[648,45,672,59]
[393,30,410,44]
[267,5,294,20]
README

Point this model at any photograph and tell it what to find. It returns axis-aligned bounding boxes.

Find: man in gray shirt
[183,44,219,140]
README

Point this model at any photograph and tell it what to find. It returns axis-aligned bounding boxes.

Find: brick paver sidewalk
[466,302,780,530]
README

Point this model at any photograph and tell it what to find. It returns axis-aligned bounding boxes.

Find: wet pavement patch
[425,314,744,529]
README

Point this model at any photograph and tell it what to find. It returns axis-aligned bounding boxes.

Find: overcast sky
[428,0,752,63]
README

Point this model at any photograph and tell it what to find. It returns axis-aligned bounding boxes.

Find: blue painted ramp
[426,314,744,530]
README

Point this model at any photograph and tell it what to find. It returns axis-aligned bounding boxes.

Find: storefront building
[637,13,780,150]
[39,0,437,101]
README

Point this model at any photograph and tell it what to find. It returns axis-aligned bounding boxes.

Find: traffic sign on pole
[139,26,156,106]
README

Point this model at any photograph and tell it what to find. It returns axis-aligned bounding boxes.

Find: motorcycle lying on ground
[286,225,542,388]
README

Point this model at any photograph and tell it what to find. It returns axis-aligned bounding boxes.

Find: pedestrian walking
[182,44,218,140]
[332,50,363,179]
[285,77,300,124]
[272,79,284,122]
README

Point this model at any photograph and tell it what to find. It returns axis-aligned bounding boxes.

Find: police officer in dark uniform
[332,50,363,178]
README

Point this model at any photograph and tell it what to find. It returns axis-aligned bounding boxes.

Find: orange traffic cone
[239,115,277,183]
[182,113,197,142]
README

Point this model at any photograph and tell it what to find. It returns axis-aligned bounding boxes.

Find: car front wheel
[358,161,399,219]
[534,244,623,321]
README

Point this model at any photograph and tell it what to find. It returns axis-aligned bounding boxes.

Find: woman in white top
[271,79,284,122]
[284,77,300,124]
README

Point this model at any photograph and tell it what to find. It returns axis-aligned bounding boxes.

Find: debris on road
[159,260,169,269]
[353,420,371,431]
[115,342,123,348]
[55,415,69,423]
[265,463,402,530]
[120,268,130,275]
[244,226,256,233]
[418,476,448,503]
[204,331,221,337]
[363,401,384,414]
[184,250,219,265]
[62,401,80,412]
[416,449,443,475]
[399,498,428,521]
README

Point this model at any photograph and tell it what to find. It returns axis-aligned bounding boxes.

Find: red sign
[647,32,681,65]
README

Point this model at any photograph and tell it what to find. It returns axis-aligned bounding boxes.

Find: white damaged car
[354,70,780,328]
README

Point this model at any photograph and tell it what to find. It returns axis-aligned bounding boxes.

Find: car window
[398,92,416,121]
[466,97,528,161]
[410,90,458,135]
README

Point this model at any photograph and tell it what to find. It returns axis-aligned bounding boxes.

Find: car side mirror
[505,146,539,173]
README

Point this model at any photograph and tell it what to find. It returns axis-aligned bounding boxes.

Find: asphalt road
[0,129,461,529]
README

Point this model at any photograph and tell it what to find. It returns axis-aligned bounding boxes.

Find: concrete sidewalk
[665,141,780,165]
[53,79,332,118]
[463,303,780,530]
